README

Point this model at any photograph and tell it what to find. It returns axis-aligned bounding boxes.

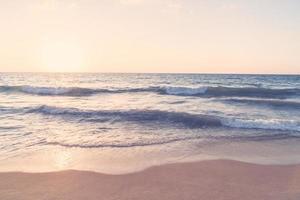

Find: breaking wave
[161,86,300,98]
[0,85,98,96]
[26,105,300,132]
[0,85,156,96]
[26,105,222,129]
[222,118,300,132]
[163,86,208,95]
[1,85,299,98]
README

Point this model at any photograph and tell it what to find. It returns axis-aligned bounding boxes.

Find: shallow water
[0,73,299,173]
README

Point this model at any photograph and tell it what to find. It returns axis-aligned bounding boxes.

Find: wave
[1,85,299,98]
[26,105,300,132]
[221,98,300,109]
[0,85,156,96]
[163,86,208,95]
[222,118,300,132]
[0,85,157,96]
[26,105,222,128]
[0,85,98,96]
[0,125,23,130]
[160,86,300,98]
[202,132,300,143]
[0,85,139,96]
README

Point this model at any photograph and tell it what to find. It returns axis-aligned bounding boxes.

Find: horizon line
[0,71,299,75]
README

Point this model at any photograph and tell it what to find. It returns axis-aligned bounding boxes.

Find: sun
[39,41,86,72]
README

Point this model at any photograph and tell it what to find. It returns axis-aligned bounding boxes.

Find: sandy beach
[1,0,300,198]
[1,159,300,200]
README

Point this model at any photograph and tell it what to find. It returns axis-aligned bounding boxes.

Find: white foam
[165,86,208,95]
[221,118,300,132]
[21,86,72,95]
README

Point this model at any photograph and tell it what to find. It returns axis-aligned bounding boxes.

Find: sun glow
[39,41,86,72]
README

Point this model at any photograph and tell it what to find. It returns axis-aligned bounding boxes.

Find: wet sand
[1,159,300,200]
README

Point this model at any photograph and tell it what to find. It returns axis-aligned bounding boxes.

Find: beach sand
[1,159,300,200]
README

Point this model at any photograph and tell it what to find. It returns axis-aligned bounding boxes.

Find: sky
[0,0,299,74]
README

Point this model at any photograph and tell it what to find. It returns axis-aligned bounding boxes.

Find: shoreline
[1,159,300,200]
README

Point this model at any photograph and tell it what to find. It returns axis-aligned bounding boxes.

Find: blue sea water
[0,73,300,173]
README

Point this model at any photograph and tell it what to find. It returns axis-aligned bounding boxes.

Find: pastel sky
[0,0,299,73]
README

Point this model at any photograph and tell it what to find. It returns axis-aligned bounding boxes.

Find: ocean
[0,73,300,173]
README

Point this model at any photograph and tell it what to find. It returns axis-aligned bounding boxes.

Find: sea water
[0,73,299,173]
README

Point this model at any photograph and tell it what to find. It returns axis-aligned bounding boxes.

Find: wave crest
[222,118,300,132]
[163,86,207,95]
[161,86,300,98]
[27,105,222,128]
[0,85,99,96]
[1,85,299,98]
[26,105,300,132]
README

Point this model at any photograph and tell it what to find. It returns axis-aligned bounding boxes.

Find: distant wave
[163,86,208,95]
[221,98,300,109]
[26,105,300,132]
[0,85,98,96]
[1,85,299,98]
[160,86,300,99]
[0,85,156,96]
